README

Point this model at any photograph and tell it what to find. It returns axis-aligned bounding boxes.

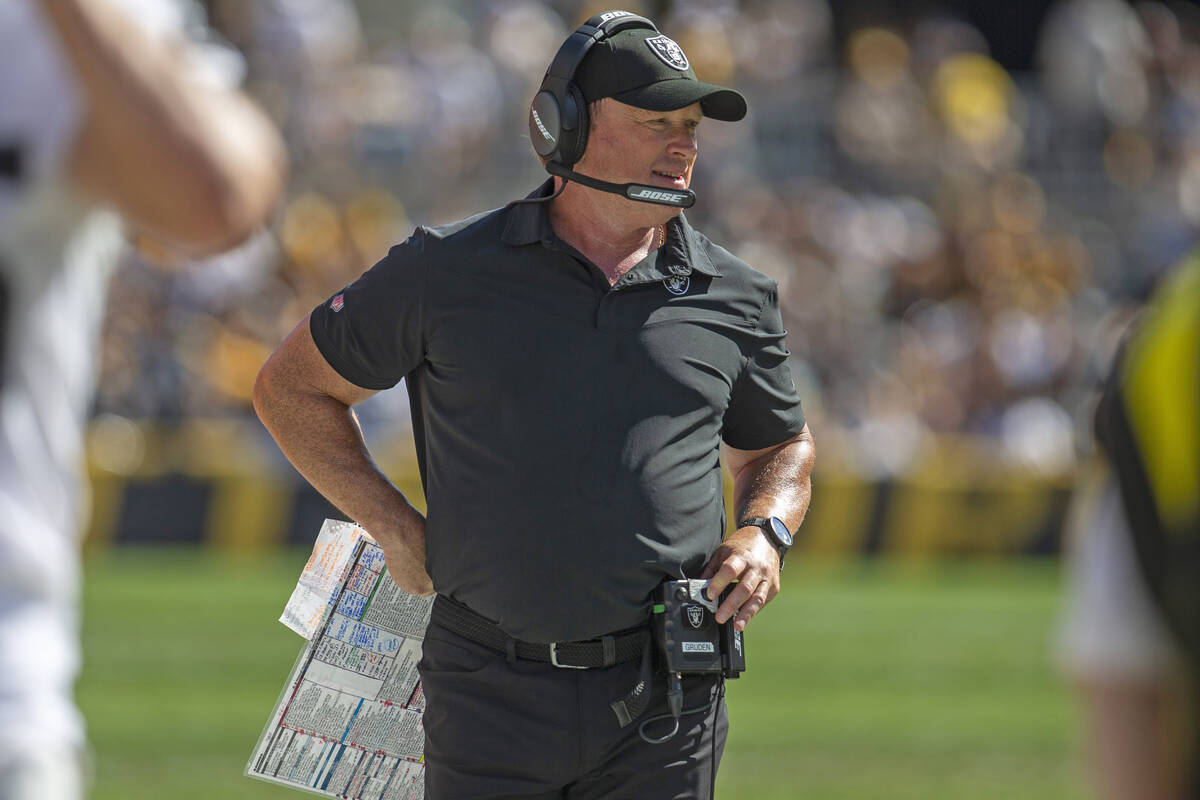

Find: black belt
[431,594,649,669]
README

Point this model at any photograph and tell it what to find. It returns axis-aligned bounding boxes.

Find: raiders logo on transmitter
[686,604,704,629]
[645,35,690,71]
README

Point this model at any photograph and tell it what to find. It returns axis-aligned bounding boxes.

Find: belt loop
[505,638,517,663]
[601,635,616,667]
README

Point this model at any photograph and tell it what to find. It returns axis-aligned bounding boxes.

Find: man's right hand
[372,516,434,596]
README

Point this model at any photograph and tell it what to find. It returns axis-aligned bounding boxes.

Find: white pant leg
[0,745,86,800]
[0,588,85,788]
[1057,471,1178,681]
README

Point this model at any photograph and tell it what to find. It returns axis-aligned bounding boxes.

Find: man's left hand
[700,525,781,632]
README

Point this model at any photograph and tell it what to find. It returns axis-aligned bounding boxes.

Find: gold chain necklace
[656,224,666,249]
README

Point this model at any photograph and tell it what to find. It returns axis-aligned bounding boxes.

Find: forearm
[39,0,286,252]
[730,426,815,534]
[705,426,814,627]
[253,382,424,554]
[254,316,431,594]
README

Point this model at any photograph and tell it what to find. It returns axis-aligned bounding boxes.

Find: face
[576,99,702,195]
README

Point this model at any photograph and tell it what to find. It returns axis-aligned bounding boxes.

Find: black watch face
[769,517,793,548]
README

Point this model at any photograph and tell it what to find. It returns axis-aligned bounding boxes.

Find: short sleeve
[309,231,429,390]
[721,285,806,450]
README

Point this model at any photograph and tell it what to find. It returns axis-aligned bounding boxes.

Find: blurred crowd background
[90,0,1200,487]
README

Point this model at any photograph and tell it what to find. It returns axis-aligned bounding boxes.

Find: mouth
[652,168,688,187]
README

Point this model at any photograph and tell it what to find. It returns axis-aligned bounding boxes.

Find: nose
[667,124,698,159]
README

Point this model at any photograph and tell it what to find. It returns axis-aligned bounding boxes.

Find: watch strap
[737,516,790,568]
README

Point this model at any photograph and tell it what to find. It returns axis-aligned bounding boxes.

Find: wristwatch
[739,516,793,570]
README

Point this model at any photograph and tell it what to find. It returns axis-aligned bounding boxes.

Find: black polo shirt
[310,182,805,642]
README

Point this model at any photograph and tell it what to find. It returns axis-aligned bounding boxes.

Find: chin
[633,204,682,228]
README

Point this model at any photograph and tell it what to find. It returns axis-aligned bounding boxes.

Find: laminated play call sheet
[247,519,432,799]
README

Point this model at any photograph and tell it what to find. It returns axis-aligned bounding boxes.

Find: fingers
[729,578,771,631]
[700,537,777,633]
[705,563,782,633]
[381,546,434,596]
[714,569,765,630]
[703,553,743,603]
[389,562,434,596]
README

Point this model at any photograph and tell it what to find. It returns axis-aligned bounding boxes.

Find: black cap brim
[609,79,747,122]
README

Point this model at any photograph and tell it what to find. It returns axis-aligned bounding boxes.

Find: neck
[548,179,673,281]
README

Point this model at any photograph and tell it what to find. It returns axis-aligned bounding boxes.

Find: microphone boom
[545,162,695,208]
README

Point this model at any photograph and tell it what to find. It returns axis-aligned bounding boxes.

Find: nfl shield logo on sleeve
[330,293,345,312]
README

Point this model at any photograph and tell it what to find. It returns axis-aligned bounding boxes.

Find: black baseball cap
[575,27,747,122]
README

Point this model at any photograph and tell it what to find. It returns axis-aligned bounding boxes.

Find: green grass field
[77,550,1087,799]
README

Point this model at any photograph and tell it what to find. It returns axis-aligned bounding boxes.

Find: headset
[529,11,656,168]
[526,11,696,208]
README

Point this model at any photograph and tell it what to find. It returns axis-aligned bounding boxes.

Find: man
[1058,253,1200,800]
[255,12,812,799]
[0,1,285,798]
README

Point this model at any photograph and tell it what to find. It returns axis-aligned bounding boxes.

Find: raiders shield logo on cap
[644,35,690,71]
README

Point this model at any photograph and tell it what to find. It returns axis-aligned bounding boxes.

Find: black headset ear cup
[529,91,562,159]
[563,84,589,168]
[533,13,657,170]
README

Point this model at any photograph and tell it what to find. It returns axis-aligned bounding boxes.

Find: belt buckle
[549,642,588,669]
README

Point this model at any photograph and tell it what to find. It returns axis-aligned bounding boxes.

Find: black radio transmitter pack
[652,579,745,679]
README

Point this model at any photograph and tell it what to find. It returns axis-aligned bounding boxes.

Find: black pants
[418,615,728,799]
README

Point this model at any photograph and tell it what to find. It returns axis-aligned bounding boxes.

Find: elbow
[191,95,290,251]
[153,96,290,254]
[221,135,288,241]
[78,92,291,254]
[131,151,287,255]
[189,143,289,254]
[800,423,815,464]
[252,360,278,430]
[796,426,816,485]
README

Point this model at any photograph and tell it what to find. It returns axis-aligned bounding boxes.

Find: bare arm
[38,0,287,253]
[1075,677,1185,800]
[702,423,815,630]
[253,314,432,594]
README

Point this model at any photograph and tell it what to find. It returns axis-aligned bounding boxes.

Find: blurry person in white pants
[0,1,285,797]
